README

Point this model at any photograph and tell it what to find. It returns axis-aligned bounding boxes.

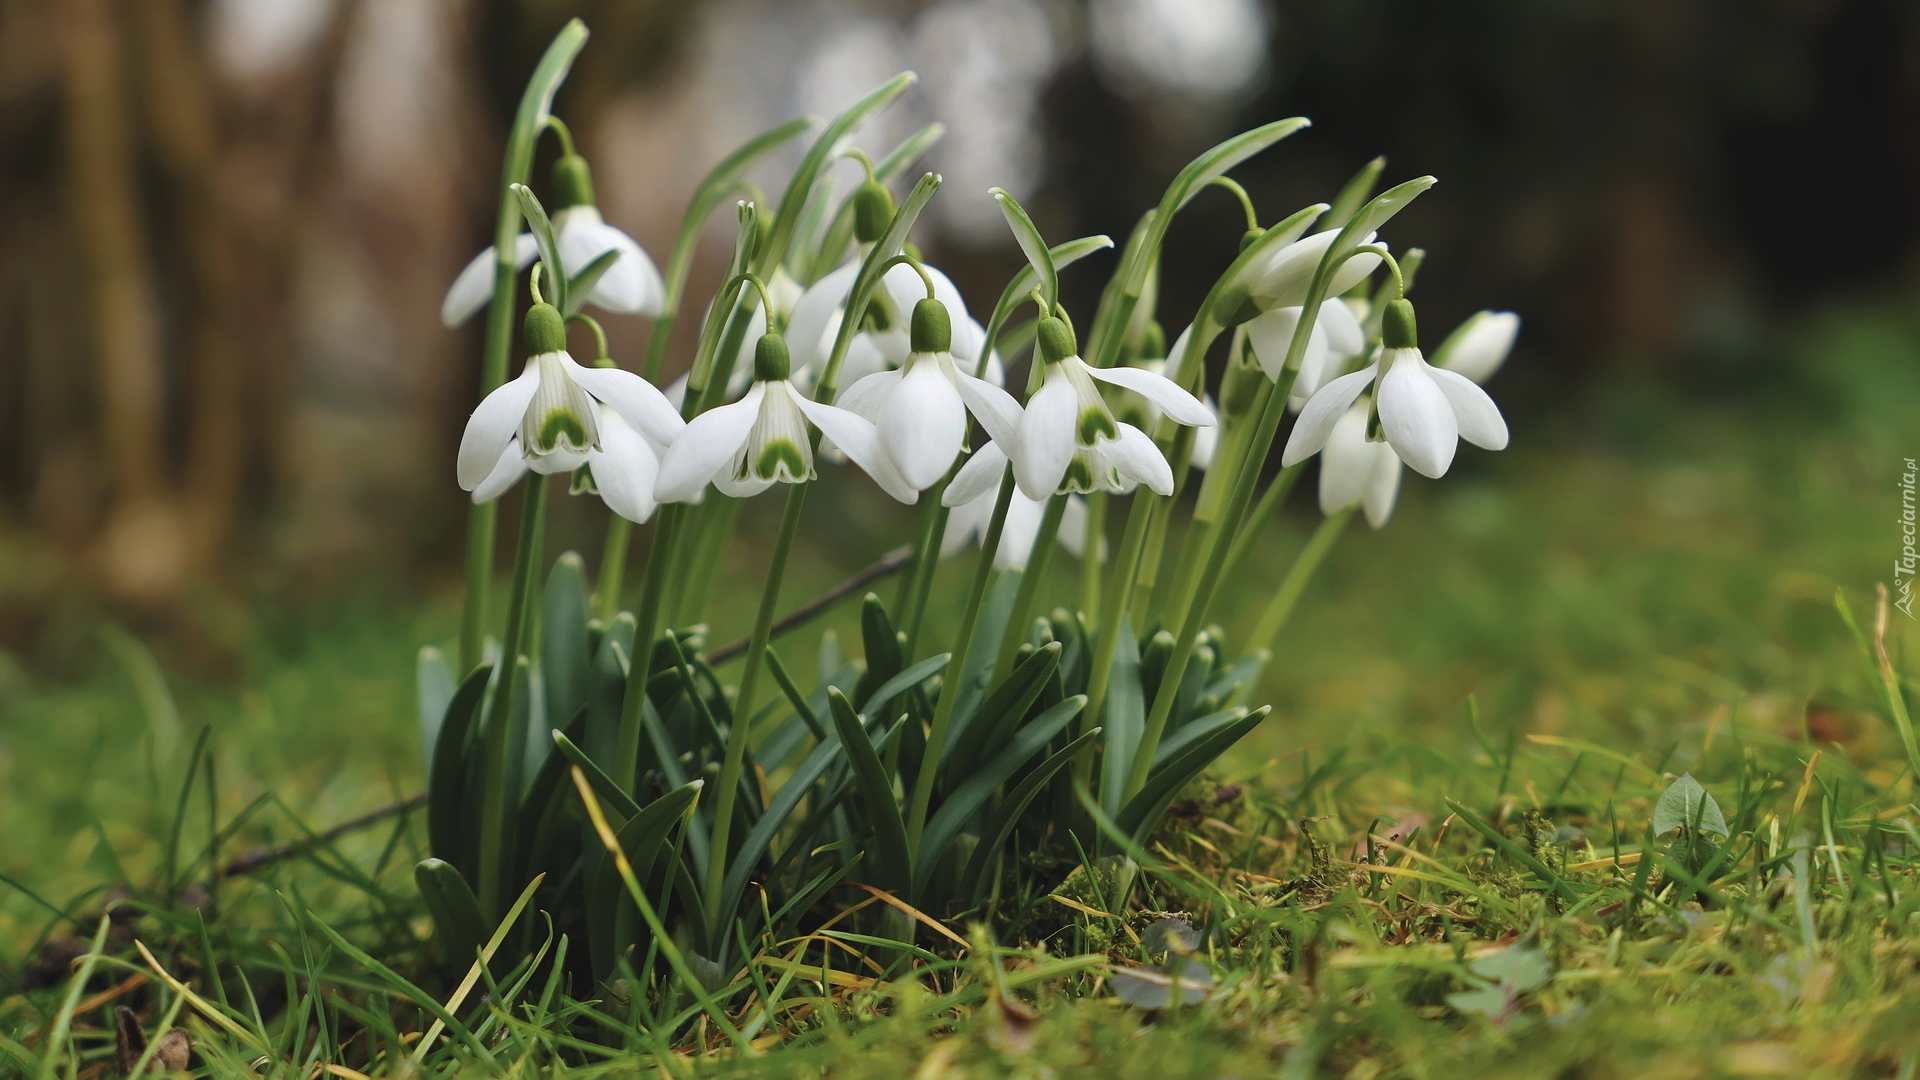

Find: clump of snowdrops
[414,20,1521,1006]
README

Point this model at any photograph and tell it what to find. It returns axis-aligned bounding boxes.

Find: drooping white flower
[1432,310,1520,384]
[783,261,998,391]
[457,303,683,523]
[834,297,1023,492]
[1282,298,1508,480]
[1230,223,1384,402]
[1011,317,1214,500]
[940,457,1093,571]
[441,154,666,327]
[652,332,916,504]
[1241,226,1384,311]
[1317,398,1401,528]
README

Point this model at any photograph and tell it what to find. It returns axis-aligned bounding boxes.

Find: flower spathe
[458,303,684,522]
[1282,299,1508,480]
[653,333,917,504]
[836,298,1023,492]
[1011,318,1214,500]
[441,154,666,327]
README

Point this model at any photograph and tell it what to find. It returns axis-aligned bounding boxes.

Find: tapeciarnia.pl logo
[1899,457,1917,619]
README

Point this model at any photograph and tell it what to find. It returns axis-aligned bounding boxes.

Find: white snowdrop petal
[1058,496,1091,561]
[471,443,529,504]
[655,384,765,503]
[527,447,588,475]
[457,363,542,489]
[882,360,968,490]
[1280,364,1376,467]
[943,441,1008,506]
[835,368,902,422]
[1318,294,1367,357]
[1377,352,1458,478]
[1426,366,1510,451]
[1317,405,1371,516]
[1361,443,1402,529]
[940,492,990,558]
[1103,423,1176,496]
[566,361,684,448]
[1190,417,1219,472]
[793,394,919,504]
[952,370,1023,448]
[1014,372,1079,500]
[588,410,660,523]
[784,263,860,371]
[714,470,774,499]
[996,494,1045,570]
[442,234,539,328]
[1088,365,1214,427]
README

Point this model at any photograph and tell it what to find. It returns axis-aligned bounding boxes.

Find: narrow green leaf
[1117,707,1269,839]
[826,688,912,892]
[541,553,590,754]
[948,640,1061,778]
[717,731,850,934]
[551,730,643,819]
[1100,620,1145,815]
[414,859,489,968]
[859,653,951,720]
[961,729,1101,906]
[761,73,917,277]
[417,646,456,763]
[1325,155,1387,229]
[564,249,621,315]
[915,696,1086,897]
[429,664,495,873]
[1162,118,1312,216]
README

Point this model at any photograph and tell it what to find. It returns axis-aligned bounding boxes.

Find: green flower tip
[552,154,596,210]
[753,332,791,382]
[910,298,951,354]
[852,181,895,244]
[524,303,568,354]
[1383,298,1418,350]
[1037,316,1077,365]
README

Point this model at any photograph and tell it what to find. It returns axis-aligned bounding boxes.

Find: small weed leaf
[1653,773,1729,837]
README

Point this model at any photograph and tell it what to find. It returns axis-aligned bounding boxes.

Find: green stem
[1079,491,1106,620]
[993,494,1069,684]
[1246,507,1353,655]
[612,503,680,793]
[592,516,631,623]
[458,22,587,672]
[906,472,1018,861]
[702,484,809,928]
[897,478,952,656]
[1079,490,1158,790]
[1218,462,1304,592]
[477,476,549,918]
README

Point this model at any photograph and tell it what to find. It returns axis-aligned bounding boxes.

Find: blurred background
[0,0,1915,663]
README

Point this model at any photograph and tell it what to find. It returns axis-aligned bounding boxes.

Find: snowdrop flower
[662,268,806,410]
[653,332,916,504]
[1240,226,1383,312]
[1011,317,1214,500]
[1237,225,1382,404]
[1282,298,1508,479]
[457,303,683,522]
[1432,310,1520,384]
[1317,398,1401,528]
[835,297,1023,491]
[941,475,1092,570]
[782,183,997,391]
[441,153,666,327]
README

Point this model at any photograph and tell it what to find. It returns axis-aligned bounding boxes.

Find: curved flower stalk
[1433,310,1521,384]
[662,267,808,410]
[835,297,1023,491]
[1283,298,1508,480]
[442,152,667,327]
[1318,398,1401,527]
[653,332,917,503]
[1011,317,1215,500]
[457,302,684,522]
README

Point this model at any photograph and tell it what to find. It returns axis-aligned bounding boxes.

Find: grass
[1,302,1916,1077]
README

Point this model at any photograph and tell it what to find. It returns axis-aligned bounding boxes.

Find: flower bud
[552,154,596,210]
[1382,298,1418,350]
[524,302,567,354]
[910,297,951,354]
[753,332,791,382]
[852,181,895,244]
[1036,316,1077,365]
